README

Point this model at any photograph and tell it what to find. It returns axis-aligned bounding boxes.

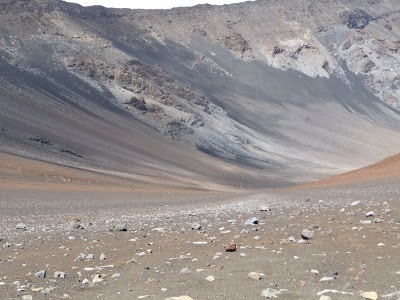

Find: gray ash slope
[0,0,400,188]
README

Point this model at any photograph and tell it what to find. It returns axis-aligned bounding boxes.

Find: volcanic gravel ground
[0,179,399,300]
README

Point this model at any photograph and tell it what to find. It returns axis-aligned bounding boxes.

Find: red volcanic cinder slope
[298,153,400,188]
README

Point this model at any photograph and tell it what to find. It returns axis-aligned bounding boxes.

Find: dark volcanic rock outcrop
[341,9,372,29]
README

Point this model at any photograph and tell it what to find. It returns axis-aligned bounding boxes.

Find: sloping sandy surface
[298,154,400,188]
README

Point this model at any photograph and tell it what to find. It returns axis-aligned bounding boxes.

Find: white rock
[301,229,314,240]
[382,291,400,298]
[92,274,103,283]
[319,276,334,282]
[317,289,354,296]
[54,271,67,278]
[244,217,259,226]
[206,276,215,281]
[248,272,265,280]
[180,268,191,275]
[165,296,194,300]
[360,291,378,300]
[360,220,372,225]
[260,206,270,211]
[261,288,289,298]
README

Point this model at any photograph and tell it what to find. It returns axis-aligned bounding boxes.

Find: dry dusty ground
[0,154,399,300]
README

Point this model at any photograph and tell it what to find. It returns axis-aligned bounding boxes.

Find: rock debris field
[0,180,400,300]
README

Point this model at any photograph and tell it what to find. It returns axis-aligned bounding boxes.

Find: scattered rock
[191,222,201,230]
[382,291,400,298]
[360,220,372,225]
[361,291,378,300]
[301,229,314,240]
[261,288,289,298]
[22,296,33,300]
[206,276,215,281]
[180,267,191,275]
[320,276,335,282]
[82,278,90,285]
[260,205,270,211]
[16,223,27,231]
[193,241,208,245]
[165,296,194,300]
[54,271,67,278]
[248,272,265,280]
[35,270,46,278]
[224,242,236,252]
[41,286,56,295]
[100,253,107,260]
[244,217,259,226]
[317,290,354,296]
[111,223,127,231]
[351,201,361,206]
[69,221,82,230]
[320,296,332,300]
[92,274,103,283]
[111,273,121,278]
[366,211,375,217]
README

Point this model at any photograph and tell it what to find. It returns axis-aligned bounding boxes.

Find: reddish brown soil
[297,153,400,188]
